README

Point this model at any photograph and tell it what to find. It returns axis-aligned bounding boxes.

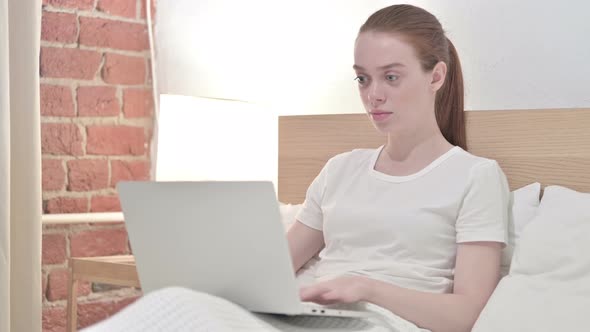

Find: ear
[430,61,447,92]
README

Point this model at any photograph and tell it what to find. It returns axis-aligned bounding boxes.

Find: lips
[369,110,393,122]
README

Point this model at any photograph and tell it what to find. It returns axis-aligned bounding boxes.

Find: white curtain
[0,0,42,331]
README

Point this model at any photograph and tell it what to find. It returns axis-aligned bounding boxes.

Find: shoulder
[452,148,504,177]
[451,149,509,199]
[307,148,376,195]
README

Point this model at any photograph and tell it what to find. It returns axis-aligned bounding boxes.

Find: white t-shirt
[295,146,509,294]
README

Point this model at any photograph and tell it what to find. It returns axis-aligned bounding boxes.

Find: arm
[286,221,325,273]
[301,241,502,332]
[365,241,501,332]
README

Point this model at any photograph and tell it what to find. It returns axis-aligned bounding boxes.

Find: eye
[354,75,368,85]
[386,74,399,82]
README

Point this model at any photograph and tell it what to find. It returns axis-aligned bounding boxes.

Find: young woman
[287,5,509,332]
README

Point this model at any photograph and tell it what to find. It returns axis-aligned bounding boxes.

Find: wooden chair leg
[66,265,78,332]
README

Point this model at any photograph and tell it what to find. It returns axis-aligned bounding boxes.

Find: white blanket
[82,287,429,332]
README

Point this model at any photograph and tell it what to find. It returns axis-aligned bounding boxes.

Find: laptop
[117,181,371,319]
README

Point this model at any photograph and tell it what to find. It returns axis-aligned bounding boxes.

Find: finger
[311,297,338,305]
[321,290,340,302]
[299,285,330,301]
[304,290,339,306]
[323,289,359,304]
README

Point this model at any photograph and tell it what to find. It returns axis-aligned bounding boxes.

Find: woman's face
[354,31,445,135]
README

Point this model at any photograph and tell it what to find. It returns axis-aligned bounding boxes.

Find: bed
[85,108,590,332]
[278,108,590,331]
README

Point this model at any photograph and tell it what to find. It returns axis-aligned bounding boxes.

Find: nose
[367,81,386,106]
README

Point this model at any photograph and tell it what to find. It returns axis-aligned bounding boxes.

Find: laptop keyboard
[257,314,379,331]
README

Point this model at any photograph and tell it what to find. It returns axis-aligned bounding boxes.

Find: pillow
[511,185,590,279]
[501,182,541,276]
[472,185,590,332]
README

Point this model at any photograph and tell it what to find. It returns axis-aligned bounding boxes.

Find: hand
[299,275,372,305]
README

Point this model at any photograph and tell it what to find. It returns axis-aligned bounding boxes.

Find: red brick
[123,88,153,118]
[40,47,102,80]
[87,126,146,155]
[140,0,156,19]
[41,123,84,156]
[67,159,109,191]
[47,269,91,301]
[97,0,136,18]
[80,17,148,51]
[42,12,77,43]
[110,160,150,187]
[44,0,94,10]
[101,53,145,85]
[90,195,121,212]
[78,296,139,329]
[42,306,66,332]
[43,159,66,191]
[77,86,120,117]
[40,85,75,117]
[42,234,67,265]
[46,197,89,214]
[70,228,129,257]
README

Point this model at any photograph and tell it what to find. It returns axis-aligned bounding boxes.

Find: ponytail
[435,38,466,150]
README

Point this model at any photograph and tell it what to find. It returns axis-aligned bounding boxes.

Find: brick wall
[40,0,155,331]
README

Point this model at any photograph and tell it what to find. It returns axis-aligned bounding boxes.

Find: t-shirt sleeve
[294,158,333,231]
[456,160,509,244]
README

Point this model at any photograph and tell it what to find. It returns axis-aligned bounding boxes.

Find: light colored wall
[155,0,590,114]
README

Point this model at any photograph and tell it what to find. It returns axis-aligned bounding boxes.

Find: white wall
[155,0,590,114]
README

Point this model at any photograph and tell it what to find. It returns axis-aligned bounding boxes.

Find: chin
[368,118,395,135]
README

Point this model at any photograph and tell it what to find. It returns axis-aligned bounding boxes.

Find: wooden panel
[278,108,590,203]
[278,114,383,203]
[466,109,590,193]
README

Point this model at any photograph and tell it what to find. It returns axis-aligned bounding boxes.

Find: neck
[384,125,451,162]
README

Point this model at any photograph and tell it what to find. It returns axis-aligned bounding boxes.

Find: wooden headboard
[278,108,590,203]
